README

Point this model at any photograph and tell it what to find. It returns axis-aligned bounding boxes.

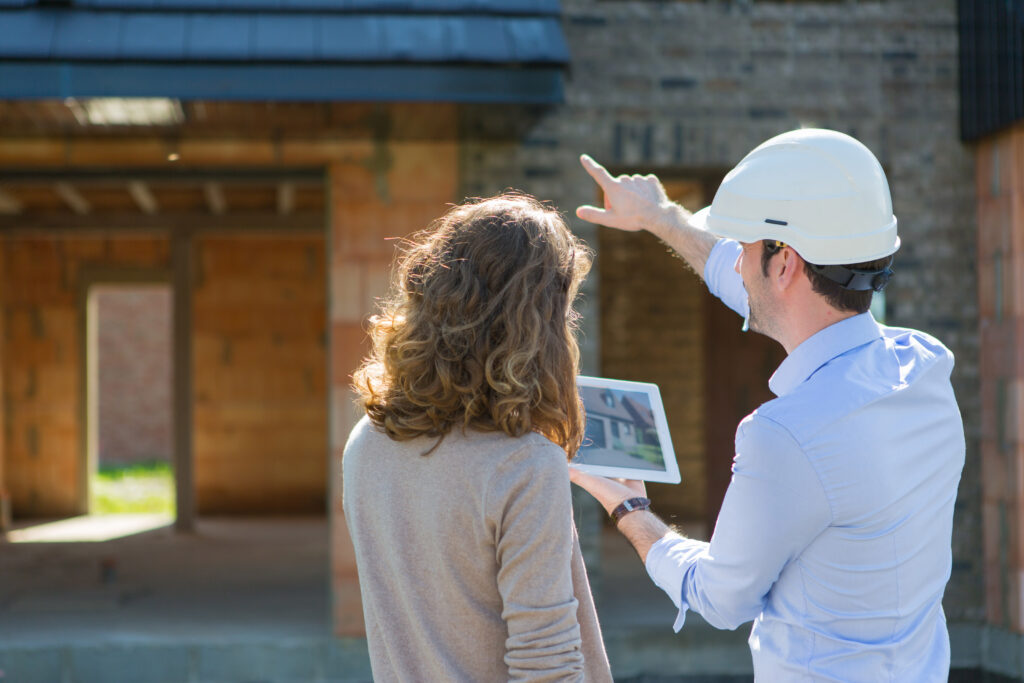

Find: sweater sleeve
[487,439,585,682]
[570,524,613,683]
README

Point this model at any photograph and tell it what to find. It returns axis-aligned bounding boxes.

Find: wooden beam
[128,181,159,215]
[0,169,323,186]
[203,182,226,215]
[0,136,375,168]
[0,211,324,232]
[277,182,295,216]
[54,182,90,215]
[0,188,22,215]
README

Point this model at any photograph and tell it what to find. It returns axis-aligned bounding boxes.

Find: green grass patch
[628,444,664,466]
[93,461,175,515]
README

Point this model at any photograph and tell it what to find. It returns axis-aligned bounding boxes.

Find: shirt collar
[768,312,884,397]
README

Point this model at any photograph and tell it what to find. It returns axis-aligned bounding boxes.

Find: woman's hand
[568,466,648,516]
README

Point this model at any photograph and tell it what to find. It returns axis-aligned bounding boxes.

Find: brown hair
[760,240,886,314]
[352,193,592,457]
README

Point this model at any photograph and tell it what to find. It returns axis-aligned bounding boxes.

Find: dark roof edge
[958,0,1024,142]
[0,61,566,104]
[0,0,562,16]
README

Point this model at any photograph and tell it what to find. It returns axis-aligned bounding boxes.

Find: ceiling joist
[128,181,159,215]
[0,211,324,233]
[203,182,226,215]
[0,169,323,186]
[0,188,22,215]
[54,182,90,215]
[277,182,295,216]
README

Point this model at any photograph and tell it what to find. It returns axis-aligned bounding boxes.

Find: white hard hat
[690,128,899,266]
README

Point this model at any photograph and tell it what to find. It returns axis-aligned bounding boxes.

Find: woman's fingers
[569,467,648,515]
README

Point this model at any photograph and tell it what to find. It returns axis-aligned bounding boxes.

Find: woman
[343,193,612,682]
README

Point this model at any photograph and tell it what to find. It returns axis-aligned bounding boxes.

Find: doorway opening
[87,283,175,523]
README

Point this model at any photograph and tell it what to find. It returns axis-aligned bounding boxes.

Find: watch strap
[610,496,651,523]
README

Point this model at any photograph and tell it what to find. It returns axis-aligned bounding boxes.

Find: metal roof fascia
[71,0,563,15]
[0,61,565,103]
[0,10,569,65]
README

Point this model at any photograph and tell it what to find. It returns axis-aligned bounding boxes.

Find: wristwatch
[610,496,651,523]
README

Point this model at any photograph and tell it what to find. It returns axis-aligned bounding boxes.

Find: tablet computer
[571,375,681,484]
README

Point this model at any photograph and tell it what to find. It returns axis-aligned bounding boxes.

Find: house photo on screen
[578,386,664,470]
[572,376,680,483]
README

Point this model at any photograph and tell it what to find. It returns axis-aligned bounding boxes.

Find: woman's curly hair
[353,192,592,458]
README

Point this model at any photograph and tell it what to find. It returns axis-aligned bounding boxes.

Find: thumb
[576,204,612,225]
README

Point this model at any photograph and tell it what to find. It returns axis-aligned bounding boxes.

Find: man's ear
[774,246,802,291]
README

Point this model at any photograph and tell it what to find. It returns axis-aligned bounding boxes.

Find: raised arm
[576,154,718,278]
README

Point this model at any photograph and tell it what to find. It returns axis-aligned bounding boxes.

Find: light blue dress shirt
[645,239,965,682]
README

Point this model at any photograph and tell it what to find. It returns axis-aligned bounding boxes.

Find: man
[571,128,965,681]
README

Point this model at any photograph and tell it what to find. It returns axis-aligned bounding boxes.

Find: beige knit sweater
[342,416,613,683]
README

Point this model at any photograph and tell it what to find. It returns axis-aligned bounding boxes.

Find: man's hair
[353,193,592,458]
[760,240,887,314]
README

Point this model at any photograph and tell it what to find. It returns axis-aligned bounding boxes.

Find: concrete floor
[1,517,330,645]
[0,516,752,682]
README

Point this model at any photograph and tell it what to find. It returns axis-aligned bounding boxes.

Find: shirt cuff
[702,238,750,322]
[645,534,707,633]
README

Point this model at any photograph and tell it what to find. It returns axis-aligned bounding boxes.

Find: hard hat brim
[688,205,900,265]
[689,206,713,234]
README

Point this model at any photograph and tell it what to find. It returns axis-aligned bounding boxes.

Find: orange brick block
[388,142,457,203]
[330,262,366,324]
[329,162,379,203]
[331,322,370,386]
[108,237,170,267]
[978,197,1014,262]
[331,202,390,259]
[390,102,458,140]
[332,517,365,637]
[198,236,323,281]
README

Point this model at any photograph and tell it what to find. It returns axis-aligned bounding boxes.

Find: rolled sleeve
[703,239,749,320]
[645,534,708,632]
[646,415,832,633]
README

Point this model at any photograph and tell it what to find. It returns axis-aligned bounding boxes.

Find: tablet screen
[571,375,681,484]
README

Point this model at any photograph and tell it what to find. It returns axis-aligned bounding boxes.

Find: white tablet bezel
[571,375,681,484]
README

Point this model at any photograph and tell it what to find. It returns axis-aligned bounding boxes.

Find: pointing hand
[576,154,675,233]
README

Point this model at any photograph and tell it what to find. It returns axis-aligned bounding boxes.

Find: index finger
[579,154,618,192]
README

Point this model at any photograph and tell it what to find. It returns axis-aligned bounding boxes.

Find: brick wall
[95,287,172,466]
[598,180,708,523]
[328,108,460,635]
[459,0,980,621]
[0,238,6,527]
[0,231,328,518]
[1,236,170,516]
[193,234,327,514]
[976,125,1024,634]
